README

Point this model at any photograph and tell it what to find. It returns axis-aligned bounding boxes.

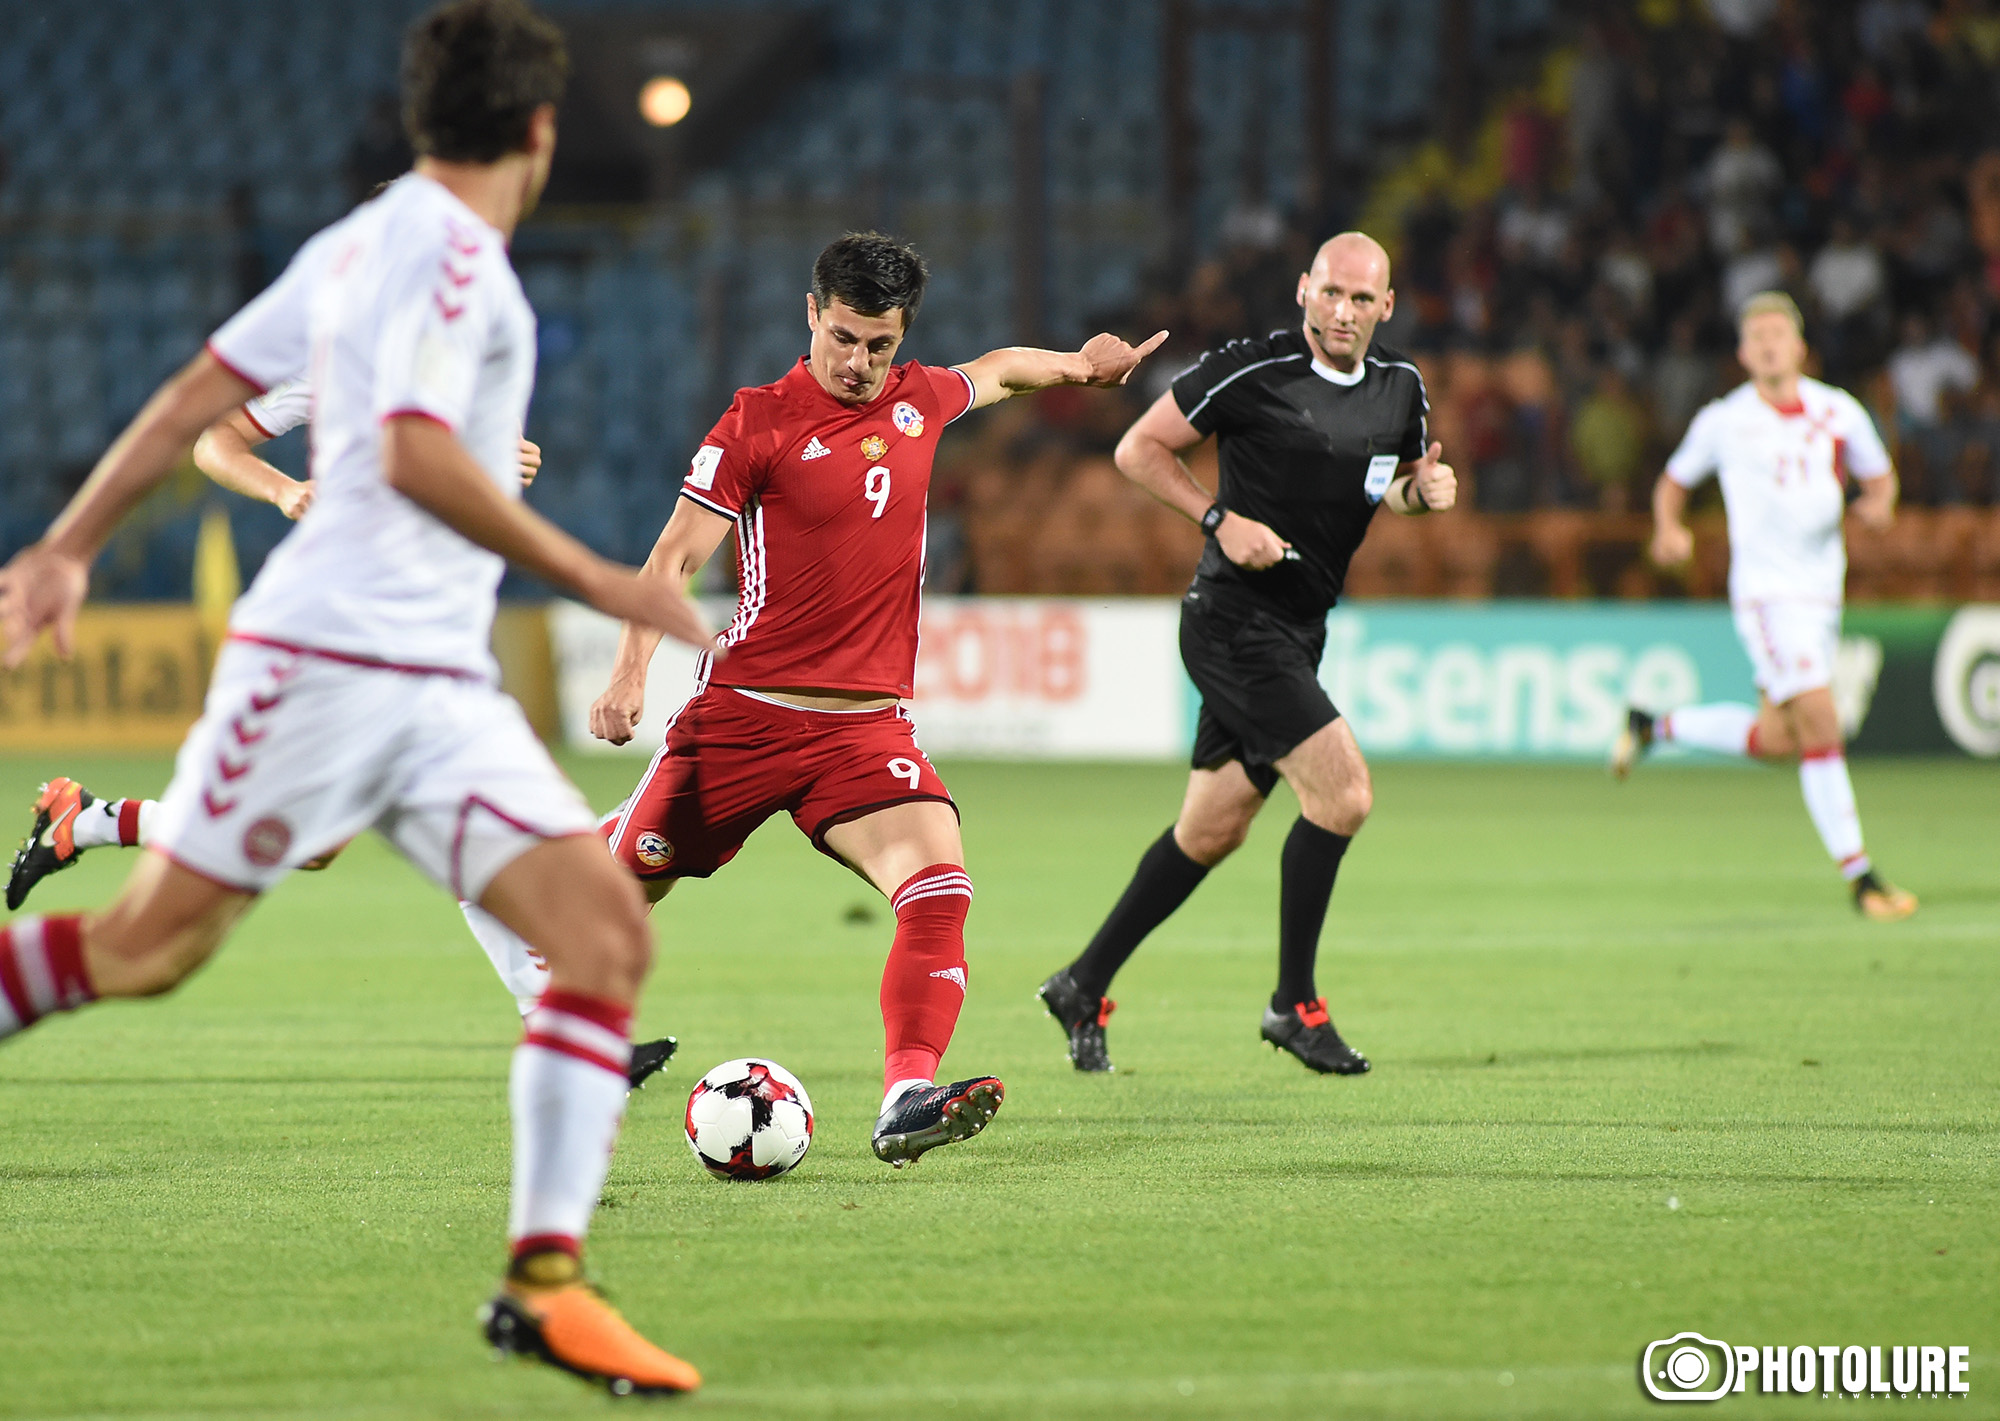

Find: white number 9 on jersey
[887,756,921,788]
[864,467,891,518]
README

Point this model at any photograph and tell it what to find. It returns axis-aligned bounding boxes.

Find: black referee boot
[1037,969,1115,1073]
[1262,998,1371,1075]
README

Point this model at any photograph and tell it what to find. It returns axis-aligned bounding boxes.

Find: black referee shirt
[1172,328,1429,623]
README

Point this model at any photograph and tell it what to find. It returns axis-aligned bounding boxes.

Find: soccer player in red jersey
[588,232,1165,1165]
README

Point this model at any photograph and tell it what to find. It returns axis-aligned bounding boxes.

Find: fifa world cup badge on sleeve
[687,445,722,491]
[891,402,924,438]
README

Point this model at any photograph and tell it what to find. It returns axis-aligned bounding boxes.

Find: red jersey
[678,358,976,697]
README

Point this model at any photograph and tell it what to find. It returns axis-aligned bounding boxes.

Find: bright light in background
[638,76,691,128]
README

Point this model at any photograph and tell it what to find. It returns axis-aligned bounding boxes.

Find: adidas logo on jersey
[929,967,967,990]
[801,437,831,461]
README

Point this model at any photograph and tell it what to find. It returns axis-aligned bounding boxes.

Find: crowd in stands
[933,0,2000,601]
[1396,0,2000,515]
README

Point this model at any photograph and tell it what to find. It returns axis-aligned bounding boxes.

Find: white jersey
[1665,377,1891,606]
[241,377,312,439]
[206,173,537,678]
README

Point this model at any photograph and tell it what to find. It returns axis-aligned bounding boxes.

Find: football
[683,1058,815,1180]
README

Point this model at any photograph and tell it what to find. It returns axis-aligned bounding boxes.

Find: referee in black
[1039,232,1455,1075]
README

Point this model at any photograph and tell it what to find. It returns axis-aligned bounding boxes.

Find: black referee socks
[1069,827,1210,999]
[1275,817,1352,1011]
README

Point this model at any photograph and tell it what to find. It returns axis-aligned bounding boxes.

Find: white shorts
[1733,599,1840,705]
[152,639,596,898]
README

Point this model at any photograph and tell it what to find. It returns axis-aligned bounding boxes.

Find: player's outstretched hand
[518,437,543,487]
[0,543,88,670]
[1216,511,1292,570]
[590,679,645,746]
[1650,522,1695,567]
[1413,441,1456,512]
[277,478,316,521]
[1078,330,1169,388]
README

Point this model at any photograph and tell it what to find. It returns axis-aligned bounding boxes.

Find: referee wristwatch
[1200,503,1227,535]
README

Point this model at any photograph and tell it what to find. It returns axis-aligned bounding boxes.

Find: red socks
[0,915,94,1038]
[880,865,972,1092]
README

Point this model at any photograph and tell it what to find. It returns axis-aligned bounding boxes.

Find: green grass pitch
[0,753,1993,1419]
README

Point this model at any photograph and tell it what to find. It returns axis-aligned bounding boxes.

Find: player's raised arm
[193,409,316,520]
[380,415,714,651]
[0,349,257,667]
[589,498,734,745]
[954,329,1167,411]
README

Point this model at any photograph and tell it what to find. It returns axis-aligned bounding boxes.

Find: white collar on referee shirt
[1309,356,1366,386]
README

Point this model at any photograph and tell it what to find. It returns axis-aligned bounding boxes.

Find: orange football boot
[480,1251,700,1396]
[1853,871,1918,922]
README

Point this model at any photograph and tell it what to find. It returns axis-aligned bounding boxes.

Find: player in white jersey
[7,385,686,1083]
[1614,292,1917,921]
[0,0,709,1393]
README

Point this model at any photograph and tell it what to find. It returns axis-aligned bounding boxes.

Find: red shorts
[603,687,954,879]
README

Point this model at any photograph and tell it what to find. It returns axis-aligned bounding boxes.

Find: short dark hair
[812,233,929,328]
[402,0,569,164]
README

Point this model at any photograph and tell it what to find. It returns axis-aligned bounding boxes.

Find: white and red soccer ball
[683,1058,814,1180]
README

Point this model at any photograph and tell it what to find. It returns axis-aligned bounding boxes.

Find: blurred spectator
[1702,119,1783,256]
[1809,215,1889,376]
[1597,227,1655,321]
[1498,182,1570,269]
[1720,237,1793,318]
[1889,313,1981,498]
[1652,314,1718,444]
[1809,218,1887,323]
[1568,24,1623,193]
[1889,314,1980,428]
[1570,368,1651,510]
[1705,0,1778,38]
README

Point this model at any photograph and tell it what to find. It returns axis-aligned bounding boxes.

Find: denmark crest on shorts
[891,401,924,437]
[635,832,675,869]
[243,816,292,867]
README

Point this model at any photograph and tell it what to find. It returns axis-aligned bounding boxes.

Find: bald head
[1311,232,1392,289]
[1297,230,1395,370]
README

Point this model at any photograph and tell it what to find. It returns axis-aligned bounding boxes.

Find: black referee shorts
[1178,584,1340,797]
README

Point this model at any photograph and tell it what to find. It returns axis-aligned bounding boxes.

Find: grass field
[0,752,1994,1420]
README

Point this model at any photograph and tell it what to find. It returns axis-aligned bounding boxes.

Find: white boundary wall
[549,597,1187,758]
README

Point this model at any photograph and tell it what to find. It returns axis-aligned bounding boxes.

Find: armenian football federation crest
[860,434,888,461]
[891,401,924,437]
[635,832,675,869]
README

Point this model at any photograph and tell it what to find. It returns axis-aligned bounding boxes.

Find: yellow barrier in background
[0,603,562,754]
[0,605,212,753]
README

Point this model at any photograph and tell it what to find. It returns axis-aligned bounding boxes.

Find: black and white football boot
[870,1076,1005,1168]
